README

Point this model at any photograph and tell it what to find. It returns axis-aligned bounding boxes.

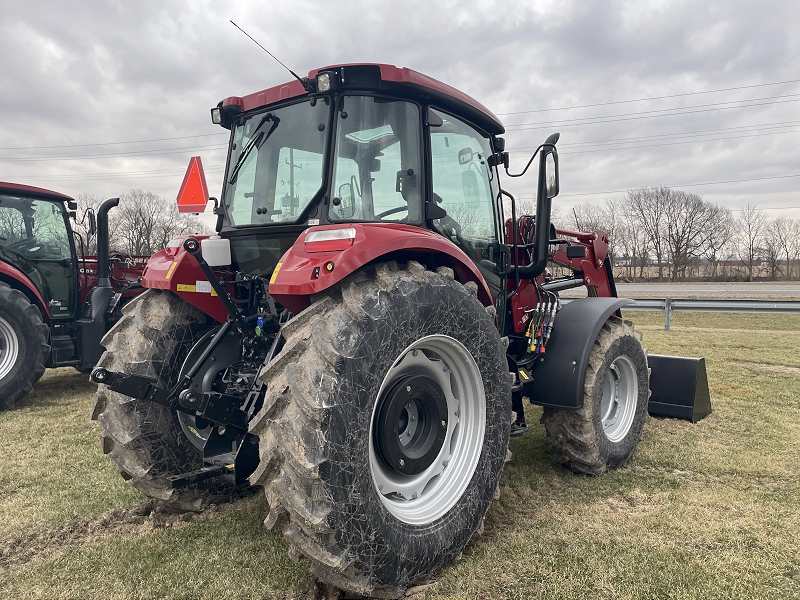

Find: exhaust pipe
[96,197,119,288]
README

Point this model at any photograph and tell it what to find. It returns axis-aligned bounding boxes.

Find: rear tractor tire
[250,261,511,598]
[91,289,240,510]
[0,283,49,410]
[541,316,649,476]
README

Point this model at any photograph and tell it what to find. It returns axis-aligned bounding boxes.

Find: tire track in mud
[0,500,236,572]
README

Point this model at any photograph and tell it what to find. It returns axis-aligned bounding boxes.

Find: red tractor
[0,183,144,409]
[90,64,708,597]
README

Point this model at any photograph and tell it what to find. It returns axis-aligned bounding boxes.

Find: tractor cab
[0,185,80,320]
[211,64,508,303]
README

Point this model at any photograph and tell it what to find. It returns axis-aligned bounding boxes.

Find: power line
[507,128,800,157]
[554,120,800,148]
[505,94,800,130]
[509,122,800,153]
[0,133,228,151]
[0,144,228,162]
[5,165,226,181]
[496,78,800,116]
[553,174,800,198]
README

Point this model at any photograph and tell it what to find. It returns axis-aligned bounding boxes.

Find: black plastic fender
[528,297,632,409]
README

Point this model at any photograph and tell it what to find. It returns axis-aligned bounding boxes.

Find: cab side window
[428,108,501,297]
[429,109,497,242]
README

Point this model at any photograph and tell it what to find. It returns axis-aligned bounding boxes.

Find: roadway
[561,282,800,300]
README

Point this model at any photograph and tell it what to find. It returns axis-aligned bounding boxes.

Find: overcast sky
[2,0,799,221]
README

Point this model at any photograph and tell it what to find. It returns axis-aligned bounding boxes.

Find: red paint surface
[142,235,229,323]
[269,223,494,315]
[503,220,615,333]
[231,63,503,134]
[78,255,149,303]
[0,182,74,202]
[0,261,51,319]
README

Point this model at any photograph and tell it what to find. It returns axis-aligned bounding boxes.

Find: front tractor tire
[0,283,49,410]
[91,290,239,510]
[541,316,649,476]
[250,262,511,598]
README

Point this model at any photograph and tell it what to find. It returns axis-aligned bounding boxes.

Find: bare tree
[702,204,734,280]
[623,187,670,280]
[663,190,719,281]
[774,217,800,280]
[762,221,783,281]
[736,204,766,282]
[75,189,208,257]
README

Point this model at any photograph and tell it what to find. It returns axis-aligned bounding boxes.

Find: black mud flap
[647,354,711,422]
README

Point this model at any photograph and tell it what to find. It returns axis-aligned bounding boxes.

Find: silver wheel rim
[600,355,638,442]
[369,335,486,525]
[0,316,20,381]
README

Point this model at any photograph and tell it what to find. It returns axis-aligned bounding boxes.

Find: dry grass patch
[1,312,799,599]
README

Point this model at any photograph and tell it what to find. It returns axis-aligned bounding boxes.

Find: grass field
[1,312,799,599]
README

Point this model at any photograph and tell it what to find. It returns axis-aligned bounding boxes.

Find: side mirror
[336,183,356,219]
[88,210,97,237]
[545,150,559,198]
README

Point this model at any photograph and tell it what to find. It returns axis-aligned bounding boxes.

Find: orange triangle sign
[177,156,210,213]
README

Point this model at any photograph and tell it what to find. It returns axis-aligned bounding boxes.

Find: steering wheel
[375,206,408,219]
[5,237,48,257]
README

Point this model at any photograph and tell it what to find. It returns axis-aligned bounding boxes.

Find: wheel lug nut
[399,459,405,467]
[406,386,411,393]
[441,420,446,428]
[410,416,415,421]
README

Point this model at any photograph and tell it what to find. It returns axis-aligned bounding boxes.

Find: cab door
[427,108,505,307]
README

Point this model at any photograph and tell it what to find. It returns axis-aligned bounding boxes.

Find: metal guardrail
[562,298,800,330]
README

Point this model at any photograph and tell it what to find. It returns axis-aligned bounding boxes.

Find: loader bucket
[647,354,711,422]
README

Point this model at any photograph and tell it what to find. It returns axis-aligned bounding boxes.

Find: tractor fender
[268,223,494,314]
[528,297,632,409]
[141,235,229,323]
[0,261,51,320]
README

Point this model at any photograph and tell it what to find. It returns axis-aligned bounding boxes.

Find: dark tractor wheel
[91,289,240,510]
[249,261,511,598]
[541,316,649,476]
[0,283,50,410]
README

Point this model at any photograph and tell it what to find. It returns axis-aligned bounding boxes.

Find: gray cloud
[1,0,798,219]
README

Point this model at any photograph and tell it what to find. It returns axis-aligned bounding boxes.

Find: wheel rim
[0,316,20,381]
[369,335,486,525]
[600,355,638,443]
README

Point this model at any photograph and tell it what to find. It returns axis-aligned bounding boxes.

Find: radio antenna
[229,21,307,88]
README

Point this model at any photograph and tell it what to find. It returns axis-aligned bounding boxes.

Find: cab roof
[222,63,505,135]
[0,182,74,202]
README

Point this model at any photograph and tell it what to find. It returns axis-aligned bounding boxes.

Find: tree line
[561,188,800,282]
[72,186,799,282]
[73,189,208,257]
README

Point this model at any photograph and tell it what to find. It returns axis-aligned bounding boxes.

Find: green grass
[1,313,799,599]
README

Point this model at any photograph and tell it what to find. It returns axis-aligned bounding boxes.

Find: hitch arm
[90,367,250,431]
[182,237,250,329]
